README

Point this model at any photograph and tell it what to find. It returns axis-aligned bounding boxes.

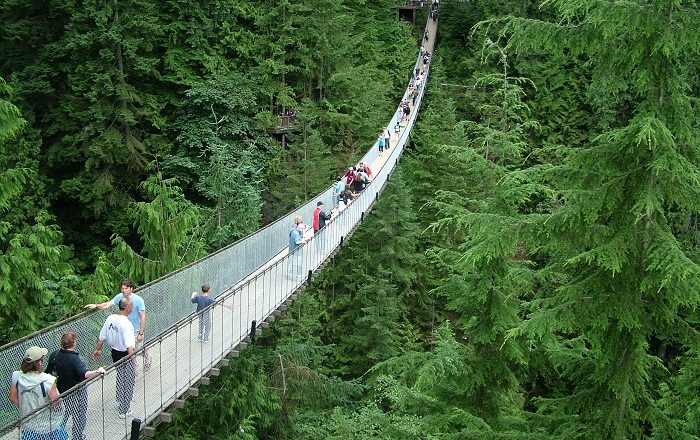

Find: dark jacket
[46,349,88,393]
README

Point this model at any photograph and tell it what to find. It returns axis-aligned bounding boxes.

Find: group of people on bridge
[8,11,435,438]
[10,279,221,439]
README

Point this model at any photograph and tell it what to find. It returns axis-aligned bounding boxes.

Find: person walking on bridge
[288,222,308,280]
[10,346,68,440]
[191,283,232,342]
[358,162,372,179]
[344,167,357,186]
[93,297,136,419]
[46,332,106,440]
[312,201,332,234]
[312,201,333,255]
[332,177,345,207]
[85,279,151,371]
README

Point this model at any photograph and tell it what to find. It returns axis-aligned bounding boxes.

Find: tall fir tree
[166,74,273,248]
[501,1,700,437]
[46,0,163,251]
[110,170,204,283]
[424,42,541,427]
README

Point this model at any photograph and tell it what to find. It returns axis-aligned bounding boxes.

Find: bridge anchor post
[306,270,313,286]
[131,419,141,440]
[250,320,257,342]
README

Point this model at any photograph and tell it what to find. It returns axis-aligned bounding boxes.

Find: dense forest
[2,0,700,439]
[0,0,416,340]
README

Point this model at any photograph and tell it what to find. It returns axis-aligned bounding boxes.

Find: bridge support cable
[1,12,438,440]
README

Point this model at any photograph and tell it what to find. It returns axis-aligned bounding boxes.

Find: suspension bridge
[1,13,437,440]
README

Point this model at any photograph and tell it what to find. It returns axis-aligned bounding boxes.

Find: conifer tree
[313,170,424,376]
[46,0,163,240]
[425,42,541,426]
[166,74,272,248]
[0,78,75,340]
[111,170,204,283]
[501,2,700,437]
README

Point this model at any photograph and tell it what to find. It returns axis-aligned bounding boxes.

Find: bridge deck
[1,15,437,440]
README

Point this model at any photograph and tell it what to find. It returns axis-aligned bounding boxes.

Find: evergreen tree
[166,74,273,248]
[0,78,75,341]
[111,170,204,283]
[266,116,334,215]
[155,348,285,439]
[313,170,425,377]
[423,41,541,426]
[501,2,700,437]
[46,0,163,249]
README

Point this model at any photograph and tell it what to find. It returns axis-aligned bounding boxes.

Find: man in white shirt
[93,297,136,419]
[85,278,151,370]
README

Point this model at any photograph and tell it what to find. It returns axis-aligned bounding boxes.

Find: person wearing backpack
[9,346,68,440]
[46,332,106,440]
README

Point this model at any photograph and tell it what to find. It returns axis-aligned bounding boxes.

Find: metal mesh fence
[1,14,436,439]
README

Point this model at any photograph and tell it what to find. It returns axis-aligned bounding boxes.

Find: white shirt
[99,314,136,352]
[384,129,390,139]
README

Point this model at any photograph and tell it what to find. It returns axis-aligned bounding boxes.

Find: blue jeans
[199,313,212,341]
[21,427,68,440]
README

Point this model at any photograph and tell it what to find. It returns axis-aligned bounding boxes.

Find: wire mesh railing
[1,13,436,440]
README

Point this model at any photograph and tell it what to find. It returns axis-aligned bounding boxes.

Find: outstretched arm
[85,300,115,310]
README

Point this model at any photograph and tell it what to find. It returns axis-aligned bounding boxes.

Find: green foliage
[0,78,76,342]
[420,43,540,428]
[111,170,205,283]
[166,73,273,248]
[265,112,335,217]
[156,348,285,440]
[7,2,700,440]
[310,170,427,377]
[0,78,25,144]
[0,77,27,212]
[494,2,700,438]
[47,0,163,222]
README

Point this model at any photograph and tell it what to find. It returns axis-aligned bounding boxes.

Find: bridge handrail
[1,13,435,439]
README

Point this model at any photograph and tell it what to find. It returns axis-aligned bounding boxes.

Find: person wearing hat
[10,346,68,440]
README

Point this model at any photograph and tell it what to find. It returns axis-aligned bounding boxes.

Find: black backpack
[44,349,59,376]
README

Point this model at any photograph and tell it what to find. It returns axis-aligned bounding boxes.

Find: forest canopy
[0,0,415,340]
[2,0,700,439]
